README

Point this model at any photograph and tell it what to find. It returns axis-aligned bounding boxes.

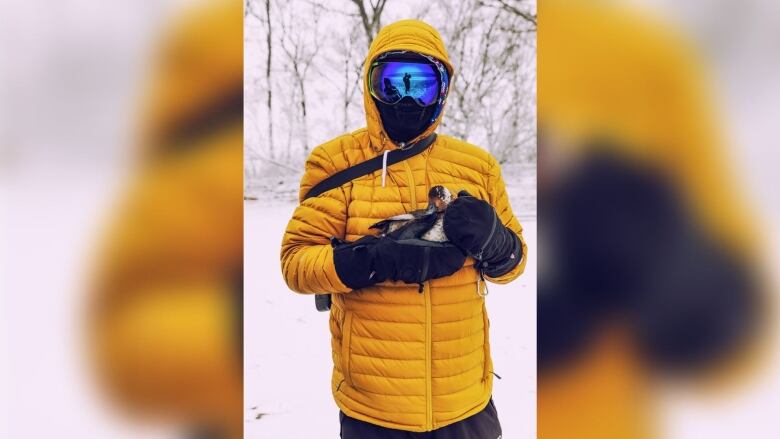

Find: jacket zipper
[403,155,432,430]
[424,281,432,430]
[481,304,491,382]
[341,311,354,387]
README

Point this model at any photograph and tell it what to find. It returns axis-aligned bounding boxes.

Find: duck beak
[428,197,447,213]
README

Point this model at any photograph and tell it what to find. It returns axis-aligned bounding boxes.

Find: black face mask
[375,96,438,144]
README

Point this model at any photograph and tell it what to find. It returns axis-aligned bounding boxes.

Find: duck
[370,185,452,241]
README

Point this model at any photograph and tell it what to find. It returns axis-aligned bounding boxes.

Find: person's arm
[280,144,352,295]
[443,155,527,283]
[485,156,527,284]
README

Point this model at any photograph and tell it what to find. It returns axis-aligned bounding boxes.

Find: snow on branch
[245,0,536,192]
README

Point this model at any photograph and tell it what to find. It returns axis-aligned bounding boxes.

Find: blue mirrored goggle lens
[369,61,441,106]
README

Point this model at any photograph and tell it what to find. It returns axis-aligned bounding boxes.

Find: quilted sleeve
[280,144,352,294]
[485,155,528,284]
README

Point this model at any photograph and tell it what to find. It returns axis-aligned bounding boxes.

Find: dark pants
[339,399,502,439]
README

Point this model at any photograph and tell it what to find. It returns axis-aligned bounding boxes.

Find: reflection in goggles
[369,61,442,107]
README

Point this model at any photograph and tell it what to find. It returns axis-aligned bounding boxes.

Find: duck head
[427,185,452,213]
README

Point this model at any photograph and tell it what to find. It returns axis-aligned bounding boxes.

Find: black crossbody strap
[303,134,437,201]
[304,134,436,312]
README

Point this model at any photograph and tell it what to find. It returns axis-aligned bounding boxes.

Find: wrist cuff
[333,239,378,290]
[483,230,522,278]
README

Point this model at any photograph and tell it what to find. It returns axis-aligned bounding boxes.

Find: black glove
[332,234,466,291]
[443,190,521,278]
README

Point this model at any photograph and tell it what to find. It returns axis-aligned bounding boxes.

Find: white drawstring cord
[381,150,390,187]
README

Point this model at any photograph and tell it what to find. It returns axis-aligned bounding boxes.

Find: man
[281,19,527,438]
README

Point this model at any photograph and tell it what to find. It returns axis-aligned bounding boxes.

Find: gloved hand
[443,190,522,278]
[332,234,466,291]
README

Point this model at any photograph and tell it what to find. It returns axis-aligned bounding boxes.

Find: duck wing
[391,212,438,240]
[369,213,416,234]
[368,208,430,233]
[386,212,418,221]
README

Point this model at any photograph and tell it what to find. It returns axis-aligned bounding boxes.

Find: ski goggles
[368,52,449,107]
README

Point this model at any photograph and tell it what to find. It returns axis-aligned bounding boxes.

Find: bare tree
[426,0,535,161]
[477,0,536,28]
[247,0,277,160]
[348,0,388,47]
[338,24,365,131]
[307,14,365,134]
[279,2,324,160]
[263,0,274,159]
[244,0,536,195]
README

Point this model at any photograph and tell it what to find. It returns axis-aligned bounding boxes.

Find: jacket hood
[363,19,455,152]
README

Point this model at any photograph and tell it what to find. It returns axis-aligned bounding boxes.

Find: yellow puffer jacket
[281,20,527,432]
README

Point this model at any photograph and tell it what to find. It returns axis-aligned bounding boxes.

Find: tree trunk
[299,80,309,159]
[343,57,350,132]
[264,0,274,159]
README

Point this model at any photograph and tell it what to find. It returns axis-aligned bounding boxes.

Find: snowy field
[244,171,537,438]
[245,163,536,222]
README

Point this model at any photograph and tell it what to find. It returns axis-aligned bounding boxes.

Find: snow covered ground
[243,176,537,438]
[2,165,183,439]
[245,163,536,222]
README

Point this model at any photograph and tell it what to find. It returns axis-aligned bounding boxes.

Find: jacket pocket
[482,304,492,382]
[340,311,355,387]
